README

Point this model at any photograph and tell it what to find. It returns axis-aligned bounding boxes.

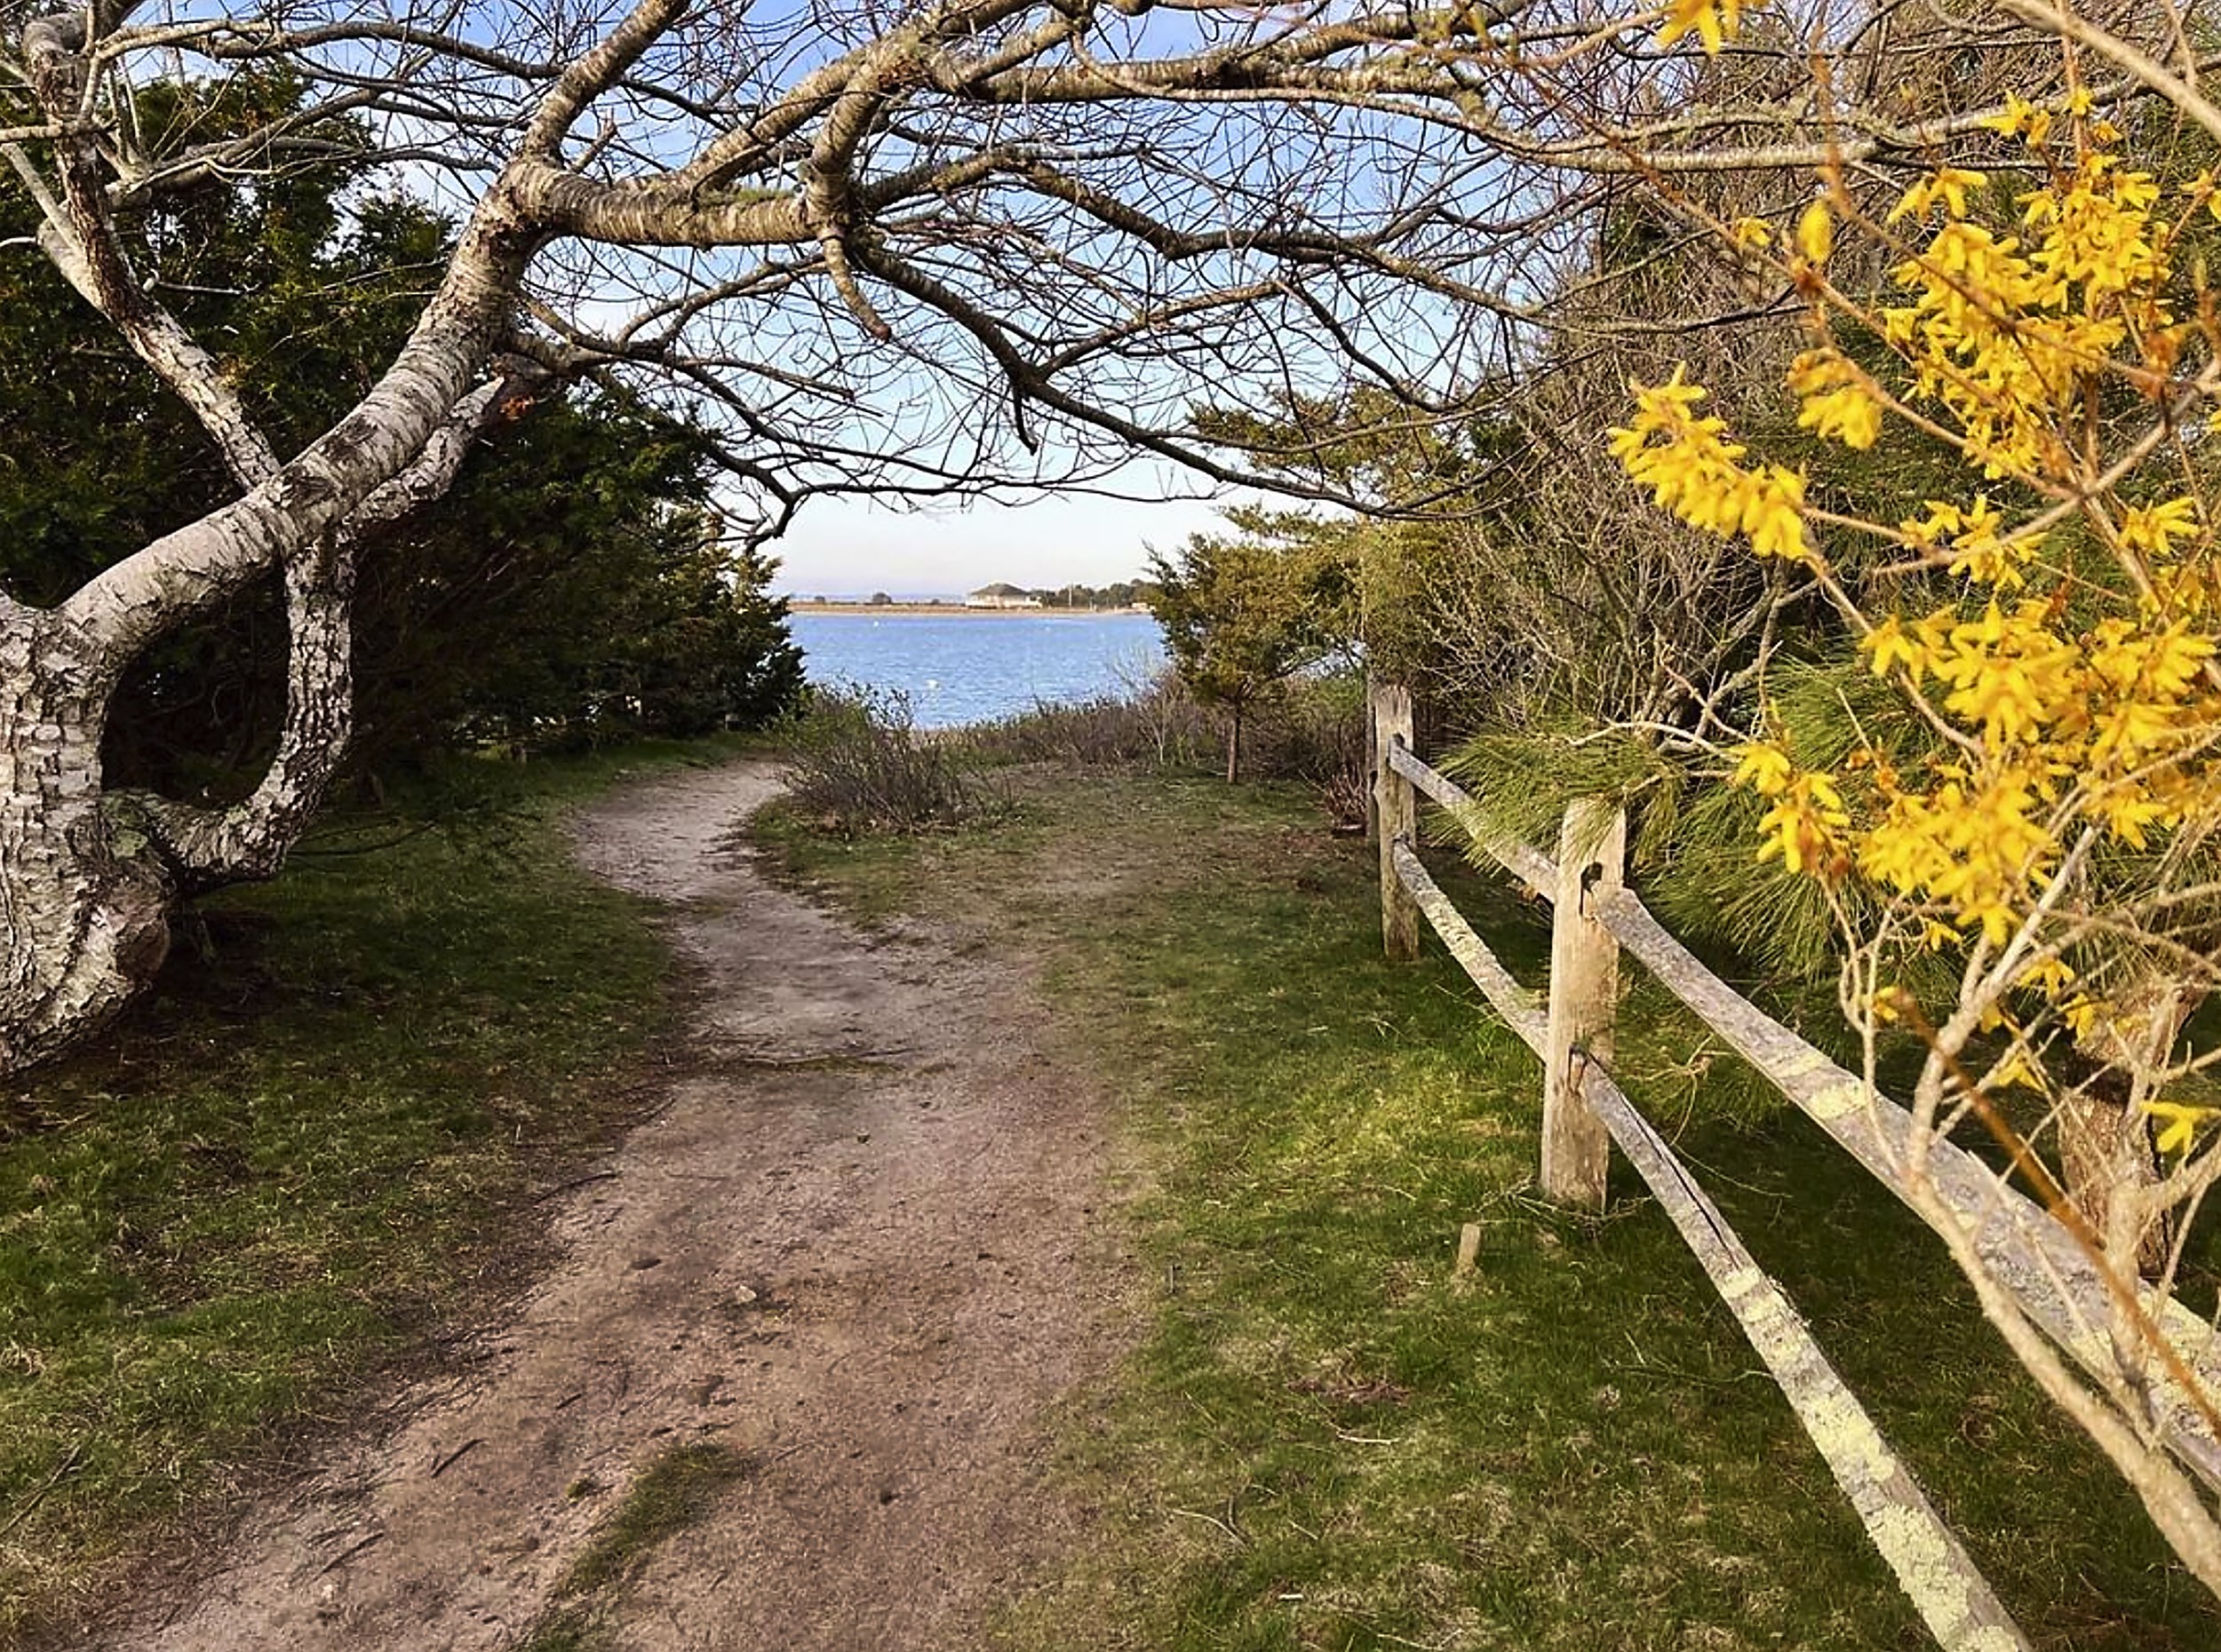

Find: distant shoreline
[786,601,1151,617]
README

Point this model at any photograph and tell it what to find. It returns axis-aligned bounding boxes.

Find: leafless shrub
[1246,677,1369,830]
[778,687,1008,836]
[962,669,1213,771]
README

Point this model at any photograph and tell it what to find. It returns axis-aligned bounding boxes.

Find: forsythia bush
[1612,91,2221,1148]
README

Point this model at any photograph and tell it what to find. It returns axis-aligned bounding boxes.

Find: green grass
[0,738,752,1642]
[753,766,2221,1652]
[506,1440,752,1652]
[557,1441,751,1598]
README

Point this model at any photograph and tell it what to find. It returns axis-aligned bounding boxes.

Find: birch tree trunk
[0,602,175,1070]
[0,156,540,1072]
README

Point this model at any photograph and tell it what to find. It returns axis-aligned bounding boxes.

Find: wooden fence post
[1542,798,1625,1210]
[1371,679,1419,962]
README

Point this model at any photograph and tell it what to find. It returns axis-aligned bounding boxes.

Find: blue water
[790,611,1166,729]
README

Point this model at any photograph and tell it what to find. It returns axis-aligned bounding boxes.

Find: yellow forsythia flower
[1979,93,2051,146]
[1730,741,1795,796]
[2117,497,2202,558]
[1610,370,1812,561]
[1862,616,1928,679]
[2144,1099,2220,1161]
[1744,465,1808,559]
[1890,169,1987,224]
[1796,199,1833,266]
[1656,0,1740,53]
[1756,774,1850,876]
[1787,349,1882,449]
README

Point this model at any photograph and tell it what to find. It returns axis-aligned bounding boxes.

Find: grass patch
[509,1440,752,1652]
[513,1607,609,1652]
[757,766,2221,1652]
[556,1441,752,1599]
[0,738,751,1643]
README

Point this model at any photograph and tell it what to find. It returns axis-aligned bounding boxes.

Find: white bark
[0,604,172,1071]
[3,6,560,1067]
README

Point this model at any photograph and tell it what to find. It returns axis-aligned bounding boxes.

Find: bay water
[789,610,1166,729]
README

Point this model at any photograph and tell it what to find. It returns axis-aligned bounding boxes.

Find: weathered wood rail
[1370,684,2221,1648]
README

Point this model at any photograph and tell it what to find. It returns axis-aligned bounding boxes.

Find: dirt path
[109,761,1116,1651]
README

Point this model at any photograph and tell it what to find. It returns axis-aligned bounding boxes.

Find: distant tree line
[1023,580,1158,608]
[809,582,1158,608]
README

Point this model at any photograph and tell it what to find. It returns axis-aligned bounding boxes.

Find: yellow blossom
[1756,772,1850,877]
[2062,994,2106,1039]
[1890,168,1987,224]
[2118,497,2202,558]
[1863,616,1928,679]
[1730,741,1794,796]
[1979,94,2051,147]
[1744,465,1809,559]
[2144,1099,2219,1160]
[1656,0,1739,53]
[1612,373,1813,562]
[1795,199,1833,266]
[1788,349,1883,449]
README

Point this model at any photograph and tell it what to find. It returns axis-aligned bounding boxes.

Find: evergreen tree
[1147,527,1347,782]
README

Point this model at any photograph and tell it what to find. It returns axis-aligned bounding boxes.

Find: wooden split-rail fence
[1366,681,2221,1652]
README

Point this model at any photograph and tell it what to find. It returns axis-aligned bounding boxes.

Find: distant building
[963,582,1043,609]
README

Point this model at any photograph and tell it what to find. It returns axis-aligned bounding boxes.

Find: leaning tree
[0,0,2159,1083]
[0,0,1476,1068]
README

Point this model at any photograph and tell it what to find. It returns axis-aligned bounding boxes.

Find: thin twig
[0,1442,82,1540]
[317,1530,386,1576]
[428,1437,483,1480]
[534,1171,618,1203]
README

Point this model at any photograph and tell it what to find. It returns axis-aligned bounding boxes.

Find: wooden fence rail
[1368,684,2221,1646]
[1386,846,2031,1652]
[1378,735,2221,1494]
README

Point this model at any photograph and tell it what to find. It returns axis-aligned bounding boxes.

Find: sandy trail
[107,760,1112,1652]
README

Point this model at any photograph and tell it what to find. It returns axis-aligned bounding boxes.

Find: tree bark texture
[0,605,175,1071]
[0,151,539,1072]
[2061,975,2199,1279]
